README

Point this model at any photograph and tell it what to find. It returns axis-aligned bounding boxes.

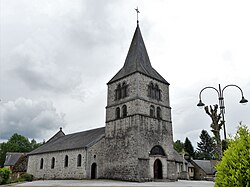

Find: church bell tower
[104,22,177,181]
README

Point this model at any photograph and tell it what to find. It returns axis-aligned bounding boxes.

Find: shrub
[0,168,11,184]
[20,173,33,182]
[215,125,250,187]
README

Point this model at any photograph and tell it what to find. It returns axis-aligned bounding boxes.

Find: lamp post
[197,84,248,139]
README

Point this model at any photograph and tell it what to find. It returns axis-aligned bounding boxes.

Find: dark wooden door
[91,163,97,179]
[154,159,163,179]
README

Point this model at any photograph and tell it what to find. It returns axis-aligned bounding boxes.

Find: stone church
[27,22,184,181]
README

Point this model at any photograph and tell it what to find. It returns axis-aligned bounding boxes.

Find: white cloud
[1,0,250,148]
[0,98,65,141]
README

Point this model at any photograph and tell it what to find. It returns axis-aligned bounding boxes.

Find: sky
[1,0,250,148]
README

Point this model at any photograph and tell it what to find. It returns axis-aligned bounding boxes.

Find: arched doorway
[154,159,163,179]
[91,163,97,179]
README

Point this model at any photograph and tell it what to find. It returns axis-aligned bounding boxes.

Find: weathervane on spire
[135,7,140,24]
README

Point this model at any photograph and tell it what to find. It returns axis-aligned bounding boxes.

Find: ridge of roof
[28,127,105,155]
[108,24,169,85]
[47,127,65,143]
[192,160,217,175]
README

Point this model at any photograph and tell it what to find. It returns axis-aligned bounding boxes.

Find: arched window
[148,82,154,98]
[121,82,127,98]
[40,158,44,169]
[150,145,166,156]
[157,107,162,119]
[115,82,128,100]
[148,82,162,101]
[51,157,55,169]
[64,155,68,167]
[154,84,159,99]
[122,105,127,117]
[150,105,155,117]
[116,107,120,119]
[115,84,122,100]
[155,84,161,100]
[77,154,81,167]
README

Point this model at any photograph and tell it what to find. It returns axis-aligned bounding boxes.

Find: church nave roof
[29,127,105,155]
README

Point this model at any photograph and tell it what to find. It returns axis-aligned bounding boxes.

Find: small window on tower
[148,82,154,98]
[115,82,128,100]
[157,107,162,119]
[122,105,127,117]
[148,82,162,101]
[150,105,155,117]
[115,84,122,100]
[116,107,120,119]
[121,82,128,98]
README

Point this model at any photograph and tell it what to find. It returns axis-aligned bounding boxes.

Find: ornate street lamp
[197,84,248,139]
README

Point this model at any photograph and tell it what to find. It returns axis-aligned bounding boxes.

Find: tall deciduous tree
[196,129,215,160]
[184,137,194,158]
[215,124,250,187]
[204,104,223,160]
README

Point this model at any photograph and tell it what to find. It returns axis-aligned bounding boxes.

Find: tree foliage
[196,129,215,160]
[184,137,194,158]
[0,168,10,184]
[215,124,250,187]
[0,133,42,167]
[174,140,184,153]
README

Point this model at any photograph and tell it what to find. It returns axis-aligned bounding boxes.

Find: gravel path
[10,179,215,187]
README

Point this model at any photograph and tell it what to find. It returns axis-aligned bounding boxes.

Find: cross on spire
[135,7,140,24]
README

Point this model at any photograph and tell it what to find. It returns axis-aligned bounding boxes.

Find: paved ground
[9,180,215,187]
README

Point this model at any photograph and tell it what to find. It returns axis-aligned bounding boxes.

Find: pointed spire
[108,24,169,85]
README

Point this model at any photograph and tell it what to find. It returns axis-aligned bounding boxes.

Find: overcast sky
[1,0,250,148]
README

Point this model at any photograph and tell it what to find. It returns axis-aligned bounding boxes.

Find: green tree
[174,140,184,153]
[0,133,42,167]
[6,133,32,152]
[184,137,194,158]
[196,129,215,160]
[215,124,250,187]
[0,168,10,184]
[30,139,43,150]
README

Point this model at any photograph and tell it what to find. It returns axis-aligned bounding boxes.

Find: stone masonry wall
[27,149,87,179]
[86,138,105,179]
[104,72,177,181]
[104,114,176,181]
[106,73,170,122]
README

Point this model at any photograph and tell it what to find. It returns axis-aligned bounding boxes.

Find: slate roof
[108,23,169,85]
[29,127,105,155]
[47,127,65,143]
[173,150,188,163]
[4,152,26,166]
[192,160,217,175]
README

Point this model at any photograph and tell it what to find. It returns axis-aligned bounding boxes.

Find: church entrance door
[153,159,163,179]
[91,163,97,179]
